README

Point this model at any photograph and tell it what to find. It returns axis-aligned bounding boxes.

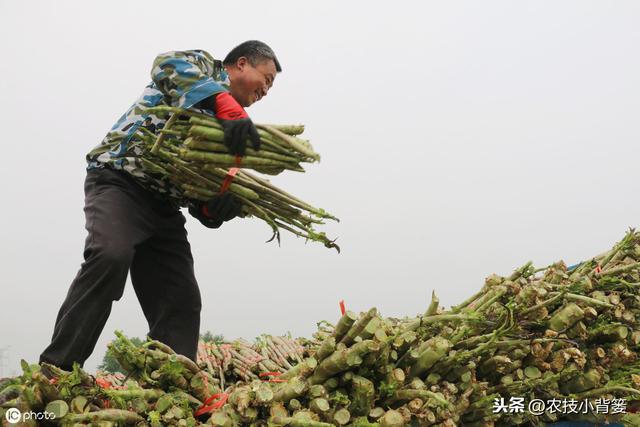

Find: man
[39,40,281,370]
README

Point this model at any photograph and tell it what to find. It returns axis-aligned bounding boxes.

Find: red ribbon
[96,377,112,389]
[219,156,242,194]
[194,392,229,417]
[95,376,125,390]
[339,300,346,316]
[259,371,286,383]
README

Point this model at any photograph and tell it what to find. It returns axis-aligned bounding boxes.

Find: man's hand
[189,193,243,229]
[214,92,261,156]
[203,192,243,222]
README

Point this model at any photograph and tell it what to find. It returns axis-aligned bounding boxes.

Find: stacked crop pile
[3,230,640,426]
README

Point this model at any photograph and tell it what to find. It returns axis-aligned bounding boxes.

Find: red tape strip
[259,371,286,383]
[219,156,242,194]
[96,378,111,389]
[194,392,229,417]
[339,300,346,315]
[259,371,281,377]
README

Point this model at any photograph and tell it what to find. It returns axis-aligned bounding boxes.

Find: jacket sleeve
[151,50,227,109]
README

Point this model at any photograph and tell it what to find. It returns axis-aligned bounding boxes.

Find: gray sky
[1,0,639,375]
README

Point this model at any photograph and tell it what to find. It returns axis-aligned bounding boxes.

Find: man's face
[228,57,277,108]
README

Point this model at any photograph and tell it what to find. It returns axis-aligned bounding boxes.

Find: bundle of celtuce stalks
[195,334,306,389]
[134,106,321,173]
[130,106,339,251]
[5,229,640,426]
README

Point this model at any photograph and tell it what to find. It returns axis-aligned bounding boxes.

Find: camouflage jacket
[86,50,230,206]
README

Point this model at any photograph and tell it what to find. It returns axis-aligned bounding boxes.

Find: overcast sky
[1,1,639,376]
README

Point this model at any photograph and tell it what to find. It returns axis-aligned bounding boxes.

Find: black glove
[189,193,243,229]
[213,91,261,156]
[219,118,261,156]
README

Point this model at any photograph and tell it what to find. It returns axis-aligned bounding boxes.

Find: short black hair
[223,40,282,72]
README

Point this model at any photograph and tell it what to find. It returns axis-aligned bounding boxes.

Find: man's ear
[236,56,248,71]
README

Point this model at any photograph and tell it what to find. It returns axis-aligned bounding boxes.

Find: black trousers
[40,168,202,370]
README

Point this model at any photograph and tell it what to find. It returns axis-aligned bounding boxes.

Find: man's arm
[152,51,260,156]
[151,50,227,109]
[151,51,255,225]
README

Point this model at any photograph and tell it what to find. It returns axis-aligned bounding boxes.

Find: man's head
[223,40,281,108]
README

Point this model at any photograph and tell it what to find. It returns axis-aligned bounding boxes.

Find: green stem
[598,261,640,277]
[450,289,486,313]
[550,292,614,308]
[257,124,320,161]
[519,292,565,317]
[151,113,177,154]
